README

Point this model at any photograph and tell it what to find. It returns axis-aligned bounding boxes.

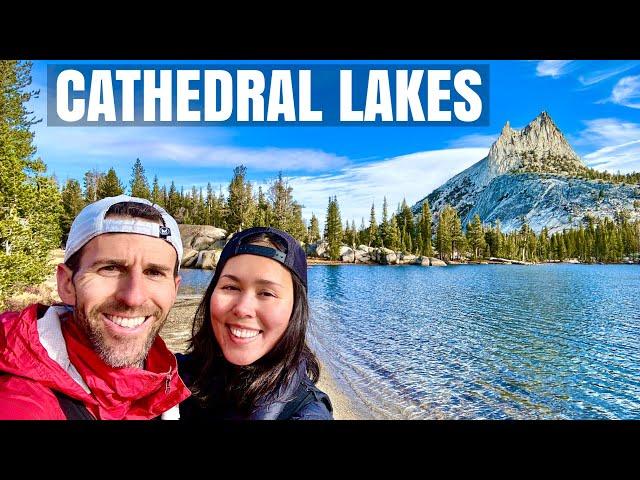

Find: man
[0,195,190,419]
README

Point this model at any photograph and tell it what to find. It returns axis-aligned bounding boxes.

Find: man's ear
[174,275,182,295]
[57,263,76,306]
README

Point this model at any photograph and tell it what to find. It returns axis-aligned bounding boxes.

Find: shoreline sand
[161,295,364,420]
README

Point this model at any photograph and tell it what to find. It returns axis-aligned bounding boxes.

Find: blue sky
[29,60,640,227]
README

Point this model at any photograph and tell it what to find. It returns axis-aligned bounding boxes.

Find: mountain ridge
[412,112,640,233]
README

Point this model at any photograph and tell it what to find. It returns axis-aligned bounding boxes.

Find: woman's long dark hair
[187,233,320,414]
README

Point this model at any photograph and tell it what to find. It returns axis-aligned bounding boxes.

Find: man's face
[57,232,181,368]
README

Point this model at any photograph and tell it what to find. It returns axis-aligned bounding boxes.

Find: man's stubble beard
[74,298,168,369]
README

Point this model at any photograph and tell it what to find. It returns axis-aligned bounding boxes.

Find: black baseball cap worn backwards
[216,227,308,290]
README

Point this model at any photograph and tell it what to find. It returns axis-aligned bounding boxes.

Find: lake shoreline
[304,258,640,267]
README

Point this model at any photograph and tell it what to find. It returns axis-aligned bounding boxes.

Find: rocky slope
[412,112,640,233]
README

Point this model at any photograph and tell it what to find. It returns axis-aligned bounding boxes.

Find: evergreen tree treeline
[60,161,312,245]
[1,61,62,307]
[322,194,640,264]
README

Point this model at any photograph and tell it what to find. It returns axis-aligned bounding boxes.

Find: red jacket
[0,304,190,420]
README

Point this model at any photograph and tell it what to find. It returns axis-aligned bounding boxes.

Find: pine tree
[367,202,378,247]
[358,217,367,246]
[226,165,256,232]
[324,196,343,260]
[416,232,424,256]
[253,185,271,227]
[129,158,151,199]
[419,200,433,256]
[160,185,168,209]
[268,172,293,232]
[386,215,400,250]
[97,167,124,199]
[351,220,357,247]
[466,214,486,259]
[151,175,162,206]
[450,209,465,259]
[60,179,84,236]
[436,206,453,260]
[308,213,320,244]
[83,169,101,204]
[166,181,179,216]
[398,198,415,251]
[0,60,62,306]
[289,203,307,242]
[379,196,389,247]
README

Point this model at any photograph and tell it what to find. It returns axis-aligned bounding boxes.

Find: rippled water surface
[180,264,640,419]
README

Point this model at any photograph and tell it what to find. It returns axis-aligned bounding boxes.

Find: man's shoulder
[1,303,52,326]
[0,374,66,420]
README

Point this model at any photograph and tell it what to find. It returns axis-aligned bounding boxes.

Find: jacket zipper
[165,366,173,394]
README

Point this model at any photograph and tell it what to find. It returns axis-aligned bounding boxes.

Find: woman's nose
[231,291,256,318]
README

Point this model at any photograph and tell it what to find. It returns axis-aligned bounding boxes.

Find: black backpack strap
[276,383,315,420]
[53,391,95,420]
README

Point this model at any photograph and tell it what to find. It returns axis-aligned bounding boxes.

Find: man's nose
[115,270,149,308]
[231,291,256,319]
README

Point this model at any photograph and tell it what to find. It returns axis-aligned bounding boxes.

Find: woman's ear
[57,263,76,305]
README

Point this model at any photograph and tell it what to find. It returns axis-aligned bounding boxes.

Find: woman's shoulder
[289,379,334,420]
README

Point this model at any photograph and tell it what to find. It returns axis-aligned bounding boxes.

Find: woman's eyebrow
[220,274,283,288]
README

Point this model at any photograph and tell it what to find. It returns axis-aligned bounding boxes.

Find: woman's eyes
[220,285,276,297]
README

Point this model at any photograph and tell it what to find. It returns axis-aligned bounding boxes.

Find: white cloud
[447,133,497,149]
[573,118,640,173]
[577,62,639,86]
[609,75,640,108]
[287,148,488,228]
[33,125,348,173]
[573,118,640,147]
[536,61,574,78]
[583,140,640,174]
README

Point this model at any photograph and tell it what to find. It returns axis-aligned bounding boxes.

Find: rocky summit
[412,112,640,233]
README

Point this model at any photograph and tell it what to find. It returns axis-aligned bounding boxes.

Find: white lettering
[364,70,393,122]
[340,70,363,122]
[396,70,425,121]
[298,70,322,121]
[115,70,140,122]
[427,70,451,122]
[177,70,200,121]
[267,70,296,121]
[56,70,85,122]
[204,70,233,121]
[87,70,116,122]
[454,69,482,122]
[143,70,172,121]
[237,70,265,122]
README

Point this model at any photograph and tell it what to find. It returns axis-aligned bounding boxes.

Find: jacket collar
[61,310,191,420]
[0,304,190,420]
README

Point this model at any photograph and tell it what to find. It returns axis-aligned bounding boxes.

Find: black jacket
[176,353,333,420]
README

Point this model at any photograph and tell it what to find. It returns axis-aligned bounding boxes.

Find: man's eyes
[99,265,121,273]
[146,269,168,278]
[97,265,168,277]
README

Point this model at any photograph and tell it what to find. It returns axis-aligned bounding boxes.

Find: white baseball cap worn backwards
[63,194,183,268]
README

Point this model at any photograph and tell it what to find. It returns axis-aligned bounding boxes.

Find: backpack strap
[53,391,95,420]
[276,383,315,420]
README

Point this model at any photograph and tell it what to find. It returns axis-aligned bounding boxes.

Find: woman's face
[210,254,294,366]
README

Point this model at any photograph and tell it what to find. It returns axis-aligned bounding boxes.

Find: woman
[177,226,333,420]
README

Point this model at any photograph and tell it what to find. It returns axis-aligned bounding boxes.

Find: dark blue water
[179,264,640,419]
